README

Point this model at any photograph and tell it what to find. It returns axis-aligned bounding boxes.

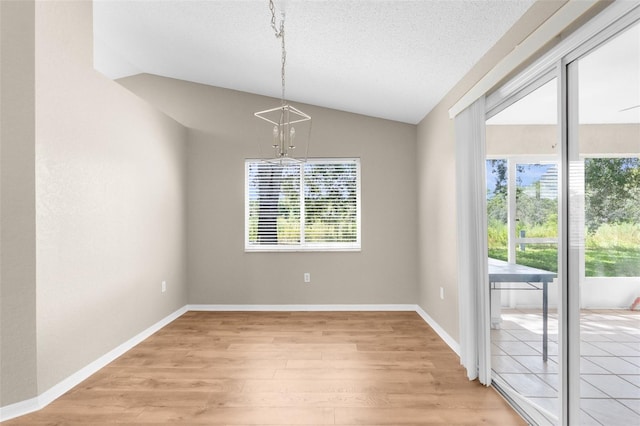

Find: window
[245,158,361,251]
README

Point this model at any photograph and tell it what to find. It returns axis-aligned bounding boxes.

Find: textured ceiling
[93,0,535,124]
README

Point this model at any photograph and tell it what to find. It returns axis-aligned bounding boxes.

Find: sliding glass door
[486,78,561,425]
[484,8,639,424]
[567,20,640,425]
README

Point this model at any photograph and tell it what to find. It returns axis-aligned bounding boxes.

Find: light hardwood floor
[4,311,525,425]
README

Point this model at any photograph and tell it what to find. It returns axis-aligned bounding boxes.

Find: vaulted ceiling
[93,0,535,124]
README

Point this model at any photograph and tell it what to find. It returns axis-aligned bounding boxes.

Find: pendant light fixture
[254,0,311,163]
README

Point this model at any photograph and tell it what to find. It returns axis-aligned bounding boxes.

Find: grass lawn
[488,246,640,277]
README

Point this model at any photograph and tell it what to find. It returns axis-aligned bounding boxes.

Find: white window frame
[244,158,361,252]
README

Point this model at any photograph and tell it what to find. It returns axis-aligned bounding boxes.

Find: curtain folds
[454,96,491,385]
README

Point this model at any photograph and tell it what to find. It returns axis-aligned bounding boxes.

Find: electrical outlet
[304,273,311,283]
[440,287,444,300]
[162,281,167,293]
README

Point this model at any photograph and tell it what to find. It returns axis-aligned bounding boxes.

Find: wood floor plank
[79,375,246,392]
[114,355,288,369]
[60,389,212,408]
[320,350,435,362]
[227,343,358,352]
[100,366,278,380]
[134,406,336,424]
[188,349,323,360]
[205,391,393,408]
[284,358,435,369]
[241,378,427,394]
[273,368,435,381]
[3,311,525,425]
[335,407,525,425]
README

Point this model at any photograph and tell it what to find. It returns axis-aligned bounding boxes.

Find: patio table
[488,258,557,362]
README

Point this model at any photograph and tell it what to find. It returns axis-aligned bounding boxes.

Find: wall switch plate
[304,273,311,283]
[440,287,444,300]
[162,281,167,293]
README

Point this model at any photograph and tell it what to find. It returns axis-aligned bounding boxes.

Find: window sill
[245,245,361,253]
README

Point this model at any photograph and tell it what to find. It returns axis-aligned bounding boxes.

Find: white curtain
[455,96,491,385]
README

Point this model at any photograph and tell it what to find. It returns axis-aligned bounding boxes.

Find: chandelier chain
[256,0,311,162]
[269,0,287,105]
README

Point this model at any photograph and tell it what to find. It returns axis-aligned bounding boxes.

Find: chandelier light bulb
[272,125,279,148]
[289,127,296,148]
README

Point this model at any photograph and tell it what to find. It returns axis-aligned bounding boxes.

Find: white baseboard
[0,305,188,423]
[415,305,461,356]
[1,303,460,422]
[187,303,417,312]
[0,396,40,423]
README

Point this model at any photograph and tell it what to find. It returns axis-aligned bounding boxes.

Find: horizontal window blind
[245,159,361,251]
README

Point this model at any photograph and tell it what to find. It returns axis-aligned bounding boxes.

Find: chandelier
[254,0,311,162]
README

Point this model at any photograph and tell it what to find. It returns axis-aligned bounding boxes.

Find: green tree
[516,192,557,229]
[487,159,508,224]
[488,159,508,197]
[585,157,640,231]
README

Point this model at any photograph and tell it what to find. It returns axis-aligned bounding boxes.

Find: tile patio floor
[492,309,640,425]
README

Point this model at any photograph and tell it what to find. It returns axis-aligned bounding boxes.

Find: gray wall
[0,0,188,403]
[118,75,419,305]
[33,0,188,394]
[0,0,38,407]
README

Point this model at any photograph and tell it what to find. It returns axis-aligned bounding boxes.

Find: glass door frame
[564,13,640,423]
[484,3,640,424]
[486,75,561,426]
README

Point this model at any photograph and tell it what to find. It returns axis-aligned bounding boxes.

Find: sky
[486,161,556,196]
